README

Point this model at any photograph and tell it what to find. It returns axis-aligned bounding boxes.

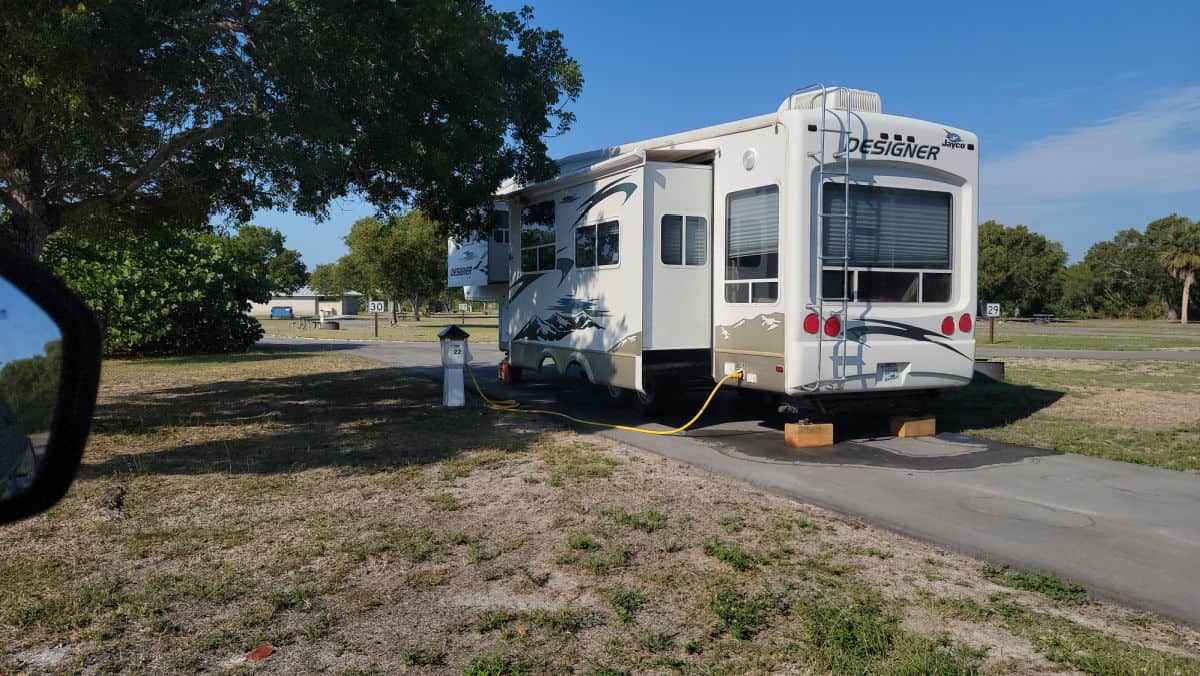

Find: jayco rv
[448,85,979,412]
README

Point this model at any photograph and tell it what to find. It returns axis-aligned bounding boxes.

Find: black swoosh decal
[508,273,544,303]
[573,175,637,225]
[845,319,971,360]
[555,257,574,285]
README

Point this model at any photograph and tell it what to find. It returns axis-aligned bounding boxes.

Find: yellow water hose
[465,363,744,436]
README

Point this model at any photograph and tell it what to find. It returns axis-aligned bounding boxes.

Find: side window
[520,201,555,272]
[576,220,619,268]
[661,215,708,266]
[725,185,779,303]
[489,211,508,246]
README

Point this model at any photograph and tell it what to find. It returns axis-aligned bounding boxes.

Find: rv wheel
[606,385,631,402]
[632,375,678,418]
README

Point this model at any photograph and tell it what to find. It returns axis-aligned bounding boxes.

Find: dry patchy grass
[259,316,500,343]
[2,350,1199,673]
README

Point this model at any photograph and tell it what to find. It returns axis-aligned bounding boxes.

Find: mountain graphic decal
[513,295,609,342]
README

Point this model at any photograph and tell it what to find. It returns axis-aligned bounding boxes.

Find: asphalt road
[977,346,1200,361]
[262,335,1200,626]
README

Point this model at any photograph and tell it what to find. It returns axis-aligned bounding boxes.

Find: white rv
[448,85,979,412]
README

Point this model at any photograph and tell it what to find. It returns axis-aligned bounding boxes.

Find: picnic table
[1031,313,1056,324]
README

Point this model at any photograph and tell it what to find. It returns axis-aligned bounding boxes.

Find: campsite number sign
[368,300,385,337]
[984,302,1000,344]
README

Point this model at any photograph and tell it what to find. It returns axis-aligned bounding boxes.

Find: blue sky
[259,0,1200,265]
[0,280,61,367]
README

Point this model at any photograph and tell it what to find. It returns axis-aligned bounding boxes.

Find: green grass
[981,333,1200,351]
[932,360,1200,471]
[568,534,601,551]
[708,585,788,640]
[977,318,1200,352]
[606,588,648,624]
[5,348,1195,673]
[606,509,668,533]
[703,539,763,572]
[982,566,1089,604]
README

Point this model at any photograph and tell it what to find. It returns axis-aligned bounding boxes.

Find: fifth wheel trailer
[448,85,979,410]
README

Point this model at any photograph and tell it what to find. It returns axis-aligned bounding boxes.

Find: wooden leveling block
[890,416,936,438]
[784,422,834,449]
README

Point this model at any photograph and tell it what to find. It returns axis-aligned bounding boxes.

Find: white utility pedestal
[438,325,471,407]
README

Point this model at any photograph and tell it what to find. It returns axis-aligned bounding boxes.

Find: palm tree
[1160,218,1200,324]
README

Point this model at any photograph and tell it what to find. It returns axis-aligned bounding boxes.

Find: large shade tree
[0,1,582,256]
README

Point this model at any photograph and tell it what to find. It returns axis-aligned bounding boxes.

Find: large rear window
[822,185,951,269]
[821,185,953,303]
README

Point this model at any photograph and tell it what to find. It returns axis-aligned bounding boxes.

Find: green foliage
[44,224,302,356]
[45,230,260,355]
[213,225,308,295]
[309,263,348,296]
[978,221,1068,315]
[1057,227,1178,318]
[0,2,582,255]
[327,212,447,318]
[798,596,896,672]
[0,340,61,434]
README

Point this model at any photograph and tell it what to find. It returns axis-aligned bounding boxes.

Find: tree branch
[61,116,239,224]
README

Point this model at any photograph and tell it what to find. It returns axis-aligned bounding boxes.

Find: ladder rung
[818,128,849,134]
[818,212,850,219]
[818,254,849,260]
[821,170,851,177]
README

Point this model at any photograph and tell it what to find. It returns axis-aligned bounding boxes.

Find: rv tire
[632,374,679,418]
[606,385,631,403]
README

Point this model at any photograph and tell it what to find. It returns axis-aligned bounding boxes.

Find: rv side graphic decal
[513,294,609,342]
[716,313,785,355]
[573,175,637,225]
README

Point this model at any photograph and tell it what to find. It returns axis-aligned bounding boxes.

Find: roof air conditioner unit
[779,86,883,114]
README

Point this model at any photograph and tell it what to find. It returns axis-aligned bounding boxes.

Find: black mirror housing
[0,246,101,524]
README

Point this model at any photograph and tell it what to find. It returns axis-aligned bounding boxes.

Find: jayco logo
[942,129,967,149]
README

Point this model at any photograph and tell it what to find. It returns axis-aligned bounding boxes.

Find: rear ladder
[790,84,853,391]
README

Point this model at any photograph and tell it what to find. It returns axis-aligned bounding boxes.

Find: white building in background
[247,287,361,318]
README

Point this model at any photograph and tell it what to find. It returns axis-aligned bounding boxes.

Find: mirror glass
[0,277,62,501]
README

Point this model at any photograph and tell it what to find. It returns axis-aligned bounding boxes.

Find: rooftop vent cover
[779,86,882,114]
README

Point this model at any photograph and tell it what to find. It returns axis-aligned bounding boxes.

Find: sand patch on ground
[1044,388,1200,431]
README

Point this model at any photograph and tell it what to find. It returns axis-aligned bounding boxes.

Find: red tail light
[803,312,820,334]
[824,315,842,338]
[959,313,973,333]
[941,316,955,335]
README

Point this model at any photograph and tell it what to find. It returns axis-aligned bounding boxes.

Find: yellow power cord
[466,363,744,436]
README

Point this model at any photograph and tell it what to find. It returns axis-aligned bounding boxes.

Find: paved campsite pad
[3,348,1200,673]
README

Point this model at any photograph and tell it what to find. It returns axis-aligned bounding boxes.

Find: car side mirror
[0,247,101,524]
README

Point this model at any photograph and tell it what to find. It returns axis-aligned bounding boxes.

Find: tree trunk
[1,197,55,258]
[411,296,421,321]
[1183,271,1194,325]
